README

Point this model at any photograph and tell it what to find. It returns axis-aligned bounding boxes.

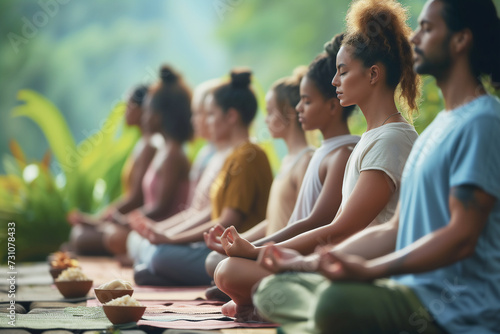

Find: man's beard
[414,34,453,80]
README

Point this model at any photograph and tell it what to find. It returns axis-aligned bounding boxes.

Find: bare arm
[319,185,496,281]
[114,141,157,214]
[257,204,399,274]
[290,150,313,202]
[333,202,399,259]
[162,206,212,235]
[241,220,268,242]
[254,148,351,247]
[142,150,187,221]
[161,207,244,244]
[275,170,395,254]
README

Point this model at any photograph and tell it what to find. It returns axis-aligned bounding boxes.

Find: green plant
[0,90,140,263]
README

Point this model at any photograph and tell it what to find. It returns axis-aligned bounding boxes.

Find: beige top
[341,122,418,226]
[266,147,314,235]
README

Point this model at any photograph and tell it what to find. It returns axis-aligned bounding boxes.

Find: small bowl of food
[94,279,134,304]
[54,267,93,299]
[49,251,79,280]
[102,295,146,324]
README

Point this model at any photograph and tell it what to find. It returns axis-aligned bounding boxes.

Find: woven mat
[132,286,207,301]
[0,305,276,331]
[138,319,278,330]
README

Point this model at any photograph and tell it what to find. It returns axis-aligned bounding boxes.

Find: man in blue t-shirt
[252,0,500,333]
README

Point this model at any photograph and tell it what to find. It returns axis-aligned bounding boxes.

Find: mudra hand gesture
[219,226,258,259]
[317,248,375,282]
[257,244,320,273]
[203,224,226,254]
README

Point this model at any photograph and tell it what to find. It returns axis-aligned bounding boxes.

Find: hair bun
[291,65,308,82]
[160,65,179,84]
[131,84,149,105]
[230,69,252,88]
[324,33,345,58]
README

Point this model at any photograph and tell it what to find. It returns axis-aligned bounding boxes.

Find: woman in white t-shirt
[215,19,420,319]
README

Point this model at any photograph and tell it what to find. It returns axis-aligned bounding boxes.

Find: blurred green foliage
[0,91,140,262]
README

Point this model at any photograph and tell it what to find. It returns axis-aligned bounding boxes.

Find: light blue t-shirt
[394,95,500,334]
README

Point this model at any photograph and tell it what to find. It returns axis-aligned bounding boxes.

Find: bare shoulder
[319,145,354,182]
[160,144,189,171]
[296,149,314,170]
[325,144,354,169]
[291,149,314,186]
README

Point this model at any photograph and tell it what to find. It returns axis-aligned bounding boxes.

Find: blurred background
[1,0,434,168]
[1,0,499,262]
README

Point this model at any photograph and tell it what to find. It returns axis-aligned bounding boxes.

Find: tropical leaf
[2,90,140,263]
[12,90,77,175]
[76,102,127,175]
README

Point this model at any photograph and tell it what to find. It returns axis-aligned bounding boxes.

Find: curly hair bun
[291,65,308,82]
[324,33,345,58]
[230,69,252,88]
[160,65,179,84]
[346,0,411,40]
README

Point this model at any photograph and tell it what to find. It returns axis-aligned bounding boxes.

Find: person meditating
[69,65,193,259]
[67,84,154,256]
[127,69,274,286]
[203,67,314,298]
[214,0,420,320]
[204,36,361,279]
[254,0,500,333]
[126,78,231,274]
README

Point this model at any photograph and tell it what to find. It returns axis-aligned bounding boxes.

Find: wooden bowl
[49,267,65,280]
[102,305,146,324]
[94,289,134,304]
[54,280,93,299]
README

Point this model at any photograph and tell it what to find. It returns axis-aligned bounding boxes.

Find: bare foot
[221,301,268,322]
[221,300,237,317]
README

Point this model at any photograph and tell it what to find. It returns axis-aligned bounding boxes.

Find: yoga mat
[132,286,208,301]
[138,319,278,330]
[77,256,135,286]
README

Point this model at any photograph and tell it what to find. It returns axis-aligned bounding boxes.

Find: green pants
[253,273,446,334]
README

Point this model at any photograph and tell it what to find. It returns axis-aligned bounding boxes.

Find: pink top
[141,164,190,221]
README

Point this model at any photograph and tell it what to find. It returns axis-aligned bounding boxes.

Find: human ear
[369,65,381,85]
[452,29,473,54]
[328,97,341,115]
[226,107,240,125]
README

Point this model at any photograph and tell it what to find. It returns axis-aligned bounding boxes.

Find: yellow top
[210,142,273,233]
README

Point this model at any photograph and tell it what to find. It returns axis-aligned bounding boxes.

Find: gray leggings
[133,241,213,286]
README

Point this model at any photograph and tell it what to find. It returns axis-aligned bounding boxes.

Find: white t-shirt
[288,134,360,225]
[341,122,418,226]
